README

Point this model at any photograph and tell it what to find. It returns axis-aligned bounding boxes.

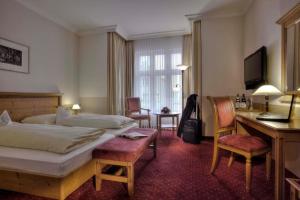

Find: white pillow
[56,106,72,124]
[0,110,12,126]
[21,114,56,125]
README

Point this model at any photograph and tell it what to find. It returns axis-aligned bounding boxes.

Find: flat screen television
[244,46,267,90]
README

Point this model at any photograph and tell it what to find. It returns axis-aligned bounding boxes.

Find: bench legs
[95,160,135,197]
[94,135,158,197]
[95,143,156,197]
[127,163,134,196]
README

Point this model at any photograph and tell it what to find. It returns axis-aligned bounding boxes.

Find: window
[139,56,150,71]
[155,55,165,70]
[171,53,182,69]
[134,37,182,113]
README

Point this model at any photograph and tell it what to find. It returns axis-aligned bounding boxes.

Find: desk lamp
[252,84,282,112]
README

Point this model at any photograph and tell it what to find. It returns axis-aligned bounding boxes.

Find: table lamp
[72,104,81,115]
[176,64,190,111]
[252,84,282,112]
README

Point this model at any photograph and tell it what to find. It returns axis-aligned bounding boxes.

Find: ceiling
[16,0,253,38]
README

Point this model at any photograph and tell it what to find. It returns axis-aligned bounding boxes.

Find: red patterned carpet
[0,131,295,200]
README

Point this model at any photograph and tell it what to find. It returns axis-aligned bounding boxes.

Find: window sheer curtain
[134,36,183,115]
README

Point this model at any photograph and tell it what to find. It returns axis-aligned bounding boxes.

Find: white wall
[244,0,300,176]
[201,16,244,136]
[0,0,79,105]
[79,33,108,114]
[244,0,282,88]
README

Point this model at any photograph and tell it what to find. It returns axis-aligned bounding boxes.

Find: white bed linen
[0,123,105,154]
[0,123,137,178]
[57,113,135,129]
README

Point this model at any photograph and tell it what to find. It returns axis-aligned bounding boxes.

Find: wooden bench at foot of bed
[93,128,158,197]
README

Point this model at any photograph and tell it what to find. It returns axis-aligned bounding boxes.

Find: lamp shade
[298,88,300,91]
[176,64,190,71]
[252,85,282,96]
[72,104,81,110]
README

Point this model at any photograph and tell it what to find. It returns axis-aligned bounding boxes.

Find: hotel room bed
[0,123,136,178]
[0,92,137,200]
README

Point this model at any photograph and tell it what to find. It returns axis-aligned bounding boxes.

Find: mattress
[0,123,138,178]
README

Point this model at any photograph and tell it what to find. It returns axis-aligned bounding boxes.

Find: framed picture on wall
[0,38,29,73]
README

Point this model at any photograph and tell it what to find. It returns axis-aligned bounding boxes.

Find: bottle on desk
[235,94,240,109]
[247,96,253,110]
[240,94,247,109]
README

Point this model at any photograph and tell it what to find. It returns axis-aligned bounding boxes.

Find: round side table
[154,112,180,136]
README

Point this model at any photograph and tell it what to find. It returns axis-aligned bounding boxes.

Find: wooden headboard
[0,92,62,122]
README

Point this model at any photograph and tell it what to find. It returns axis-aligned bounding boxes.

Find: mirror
[277,3,300,93]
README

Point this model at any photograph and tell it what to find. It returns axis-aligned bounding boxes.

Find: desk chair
[208,96,272,192]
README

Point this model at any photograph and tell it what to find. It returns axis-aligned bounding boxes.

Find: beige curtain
[125,41,134,97]
[295,22,300,89]
[107,32,126,115]
[182,34,192,102]
[192,20,202,118]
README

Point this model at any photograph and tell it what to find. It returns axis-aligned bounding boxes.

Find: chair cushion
[218,135,268,152]
[129,114,149,120]
[93,128,157,162]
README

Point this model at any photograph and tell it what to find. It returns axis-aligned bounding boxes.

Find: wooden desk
[236,112,300,200]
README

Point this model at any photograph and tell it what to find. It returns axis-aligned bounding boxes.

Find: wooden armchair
[125,97,151,128]
[208,96,272,192]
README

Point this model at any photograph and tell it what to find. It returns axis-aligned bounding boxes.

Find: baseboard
[202,136,214,141]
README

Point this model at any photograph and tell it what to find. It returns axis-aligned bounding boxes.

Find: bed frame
[0,92,97,200]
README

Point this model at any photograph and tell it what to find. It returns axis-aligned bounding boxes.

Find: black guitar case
[177,94,202,144]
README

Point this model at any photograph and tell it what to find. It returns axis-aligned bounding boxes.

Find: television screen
[244,46,267,90]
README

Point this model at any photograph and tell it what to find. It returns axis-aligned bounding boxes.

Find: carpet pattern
[0,131,295,200]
